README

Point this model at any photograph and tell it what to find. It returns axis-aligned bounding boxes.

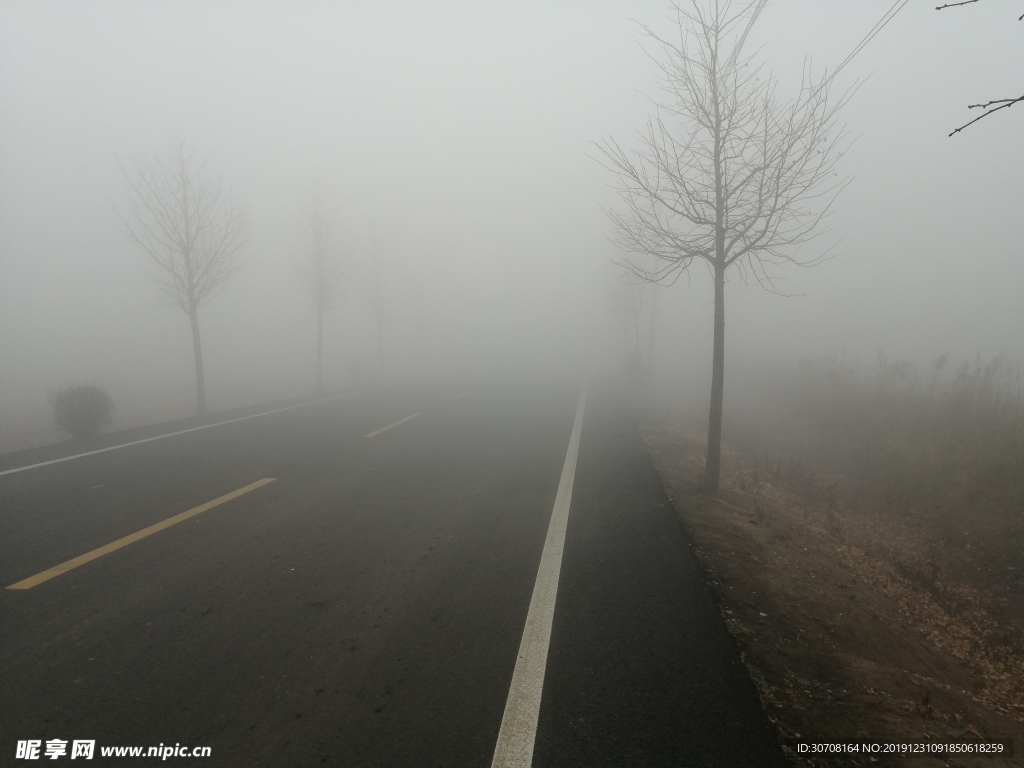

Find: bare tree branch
[594,8,850,286]
[113,139,248,313]
[949,94,1024,136]
[936,0,1022,17]
[938,1,1024,132]
[935,0,979,10]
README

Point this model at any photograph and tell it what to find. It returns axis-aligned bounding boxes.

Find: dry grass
[636,353,1024,765]
[719,352,1024,720]
[756,466,1024,722]
[725,352,1024,617]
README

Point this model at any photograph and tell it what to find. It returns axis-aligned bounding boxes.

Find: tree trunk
[705,263,725,491]
[646,286,658,382]
[316,309,324,394]
[189,307,207,417]
[376,303,385,379]
[631,287,642,360]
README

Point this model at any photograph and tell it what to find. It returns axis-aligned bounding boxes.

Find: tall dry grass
[713,351,1024,718]
[727,352,1024,533]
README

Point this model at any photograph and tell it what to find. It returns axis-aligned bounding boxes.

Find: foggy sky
[1,1,1021,446]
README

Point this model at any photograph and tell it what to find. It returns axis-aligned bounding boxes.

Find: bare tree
[364,237,388,379]
[114,139,249,417]
[629,279,660,385]
[297,186,341,394]
[595,0,851,490]
[936,1,1023,136]
[620,281,640,361]
[646,282,659,383]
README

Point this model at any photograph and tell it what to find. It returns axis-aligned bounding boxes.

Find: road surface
[1,379,786,766]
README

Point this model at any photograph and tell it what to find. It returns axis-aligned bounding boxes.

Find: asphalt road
[1,379,787,767]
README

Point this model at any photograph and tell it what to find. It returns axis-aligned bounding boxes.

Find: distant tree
[646,282,659,383]
[626,278,660,385]
[366,245,388,380]
[936,1,1023,136]
[606,273,637,364]
[51,384,113,438]
[628,282,643,364]
[114,139,249,416]
[296,186,341,394]
[595,0,851,490]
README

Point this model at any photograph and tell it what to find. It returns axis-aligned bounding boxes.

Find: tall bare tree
[114,139,249,417]
[596,0,851,490]
[297,186,341,394]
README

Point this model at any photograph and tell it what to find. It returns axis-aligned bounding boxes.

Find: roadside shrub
[50,384,113,438]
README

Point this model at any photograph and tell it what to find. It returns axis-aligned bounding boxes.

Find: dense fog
[1,1,1020,448]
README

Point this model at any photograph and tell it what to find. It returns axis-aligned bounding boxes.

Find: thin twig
[949,94,1024,136]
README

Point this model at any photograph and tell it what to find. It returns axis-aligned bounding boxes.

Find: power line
[831,0,912,80]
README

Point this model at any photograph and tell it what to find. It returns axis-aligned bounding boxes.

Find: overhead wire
[774,0,912,122]
[830,0,912,81]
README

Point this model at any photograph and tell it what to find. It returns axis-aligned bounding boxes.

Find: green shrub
[51,384,113,438]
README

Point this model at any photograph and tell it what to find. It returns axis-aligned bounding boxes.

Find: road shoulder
[533,384,787,767]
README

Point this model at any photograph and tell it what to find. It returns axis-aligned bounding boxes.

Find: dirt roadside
[635,409,1024,768]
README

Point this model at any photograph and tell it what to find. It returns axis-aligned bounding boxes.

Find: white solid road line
[491,379,588,768]
[0,384,396,478]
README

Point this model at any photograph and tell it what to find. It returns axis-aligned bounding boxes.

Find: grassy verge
[636,353,1024,766]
